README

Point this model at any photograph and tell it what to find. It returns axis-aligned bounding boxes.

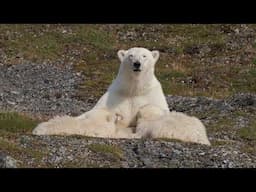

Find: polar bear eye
[142,55,147,58]
[128,54,133,59]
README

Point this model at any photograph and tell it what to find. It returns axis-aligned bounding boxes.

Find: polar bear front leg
[32,115,80,135]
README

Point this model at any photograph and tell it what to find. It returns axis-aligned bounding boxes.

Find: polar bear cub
[33,109,138,138]
[136,105,210,145]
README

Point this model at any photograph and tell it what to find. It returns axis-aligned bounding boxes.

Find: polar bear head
[117,47,159,75]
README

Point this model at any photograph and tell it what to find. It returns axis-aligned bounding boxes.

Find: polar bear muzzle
[133,62,141,72]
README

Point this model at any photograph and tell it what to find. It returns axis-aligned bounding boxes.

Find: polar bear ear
[117,50,127,62]
[151,50,160,62]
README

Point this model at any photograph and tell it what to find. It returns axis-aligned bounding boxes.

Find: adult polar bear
[33,47,210,145]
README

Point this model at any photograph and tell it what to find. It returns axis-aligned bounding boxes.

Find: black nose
[133,62,141,68]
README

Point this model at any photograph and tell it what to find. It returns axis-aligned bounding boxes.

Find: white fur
[32,47,210,145]
[136,105,210,145]
[33,109,138,138]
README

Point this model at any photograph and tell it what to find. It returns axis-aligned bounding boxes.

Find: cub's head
[117,47,159,74]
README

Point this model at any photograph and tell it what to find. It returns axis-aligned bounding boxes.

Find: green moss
[68,25,115,50]
[60,160,101,168]
[240,144,256,155]
[157,70,186,80]
[230,67,256,94]
[208,117,235,132]
[155,137,186,143]
[252,58,256,65]
[0,24,115,63]
[0,137,24,154]
[0,112,39,134]
[232,110,249,117]
[193,109,220,120]
[249,68,256,76]
[238,119,256,140]
[75,59,118,98]
[211,139,232,146]
[88,143,123,159]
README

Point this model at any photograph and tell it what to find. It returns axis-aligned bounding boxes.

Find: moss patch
[0,112,39,134]
[211,139,233,146]
[238,119,256,140]
[88,143,123,159]
[208,117,235,132]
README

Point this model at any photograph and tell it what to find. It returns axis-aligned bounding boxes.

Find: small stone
[0,153,17,168]
[76,72,82,76]
[7,100,16,105]
[228,162,234,168]
[142,158,153,166]
[11,90,20,95]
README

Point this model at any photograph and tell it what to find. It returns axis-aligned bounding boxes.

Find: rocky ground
[1,62,256,168]
[0,62,93,119]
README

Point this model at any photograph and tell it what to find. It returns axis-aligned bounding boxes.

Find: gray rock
[0,153,17,168]
[0,63,94,118]
[227,93,256,108]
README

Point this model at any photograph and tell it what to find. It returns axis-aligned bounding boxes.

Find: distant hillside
[1,24,256,99]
